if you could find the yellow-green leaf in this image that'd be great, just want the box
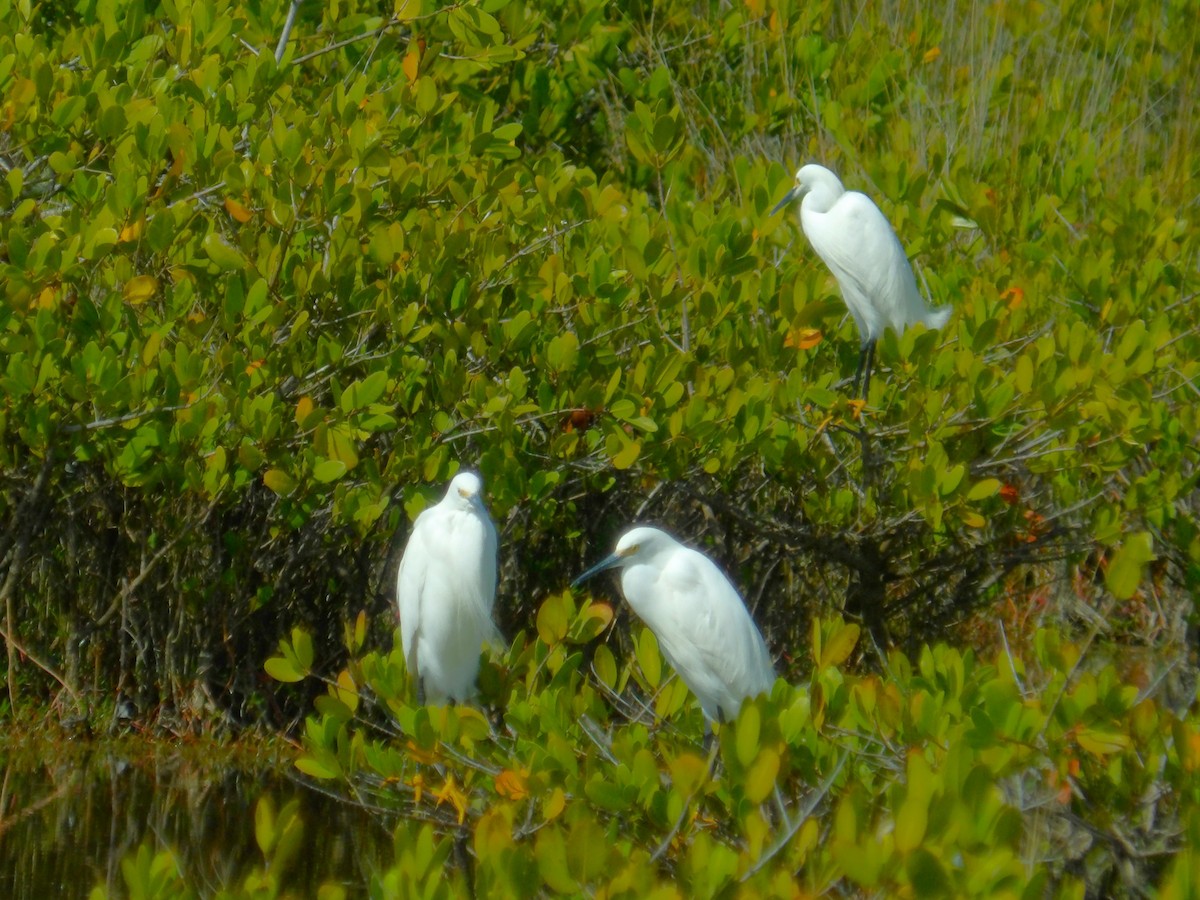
[123,274,158,305]
[264,656,304,683]
[263,468,297,496]
[202,232,247,271]
[1076,727,1132,756]
[819,622,860,669]
[736,703,761,767]
[1105,532,1154,600]
[744,747,780,804]
[967,478,1002,501]
[536,594,569,645]
[313,459,347,483]
[637,627,661,688]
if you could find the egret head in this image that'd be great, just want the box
[445,471,485,508]
[572,526,675,586]
[770,164,845,215]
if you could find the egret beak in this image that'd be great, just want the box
[571,552,623,588]
[770,185,802,216]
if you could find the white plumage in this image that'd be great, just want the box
[773,163,951,399]
[575,526,775,724]
[396,471,501,704]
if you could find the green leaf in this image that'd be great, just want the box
[201,232,247,271]
[895,791,929,853]
[736,703,761,767]
[611,436,640,470]
[493,122,522,142]
[52,94,86,129]
[536,593,570,645]
[295,754,341,779]
[1076,727,1132,756]
[967,478,1002,501]
[263,468,297,496]
[341,370,388,411]
[637,627,661,688]
[264,656,304,683]
[292,627,314,670]
[744,747,780,804]
[593,644,618,688]
[254,796,276,854]
[907,848,951,896]
[313,458,347,483]
[819,622,859,669]
[1105,532,1154,600]
[535,827,578,893]
[584,776,633,812]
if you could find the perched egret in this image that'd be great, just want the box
[396,471,502,704]
[573,526,775,725]
[772,163,951,401]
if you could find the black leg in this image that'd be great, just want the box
[860,339,875,402]
[851,344,868,397]
[852,339,876,402]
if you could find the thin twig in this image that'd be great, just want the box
[291,16,406,66]
[274,0,302,62]
[59,395,209,434]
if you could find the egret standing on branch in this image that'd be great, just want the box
[573,526,775,727]
[396,471,502,705]
[772,163,951,402]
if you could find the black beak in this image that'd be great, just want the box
[770,185,802,216]
[571,552,623,588]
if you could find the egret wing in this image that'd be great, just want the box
[648,549,774,720]
[814,192,926,334]
[396,508,434,670]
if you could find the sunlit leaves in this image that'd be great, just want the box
[10,0,1200,893]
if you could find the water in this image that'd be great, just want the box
[0,736,393,897]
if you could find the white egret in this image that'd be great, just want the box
[772,163,951,401]
[573,526,775,726]
[396,471,502,704]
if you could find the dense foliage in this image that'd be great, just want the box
[3,0,1196,725]
[97,614,1200,897]
[0,0,1196,892]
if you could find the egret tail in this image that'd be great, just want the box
[924,306,951,330]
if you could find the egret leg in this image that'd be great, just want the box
[852,339,876,402]
[850,343,868,397]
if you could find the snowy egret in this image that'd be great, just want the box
[772,163,951,401]
[573,526,775,725]
[396,471,502,704]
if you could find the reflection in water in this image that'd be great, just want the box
[0,738,392,897]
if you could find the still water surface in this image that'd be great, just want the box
[0,736,393,897]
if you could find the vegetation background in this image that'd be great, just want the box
[1,0,1197,895]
